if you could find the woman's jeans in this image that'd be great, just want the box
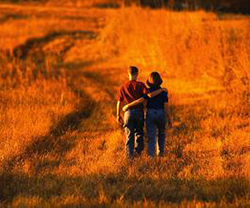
[146,109,166,157]
[123,108,144,158]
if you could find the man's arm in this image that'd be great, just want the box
[122,98,145,112]
[117,101,123,124]
[147,88,168,98]
[122,88,168,111]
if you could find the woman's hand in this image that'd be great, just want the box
[123,105,129,112]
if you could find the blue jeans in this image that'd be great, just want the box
[123,108,144,158]
[146,109,166,157]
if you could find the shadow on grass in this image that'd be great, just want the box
[0,13,29,24]
[13,30,97,59]
[0,171,249,205]
[2,26,108,172]
[63,61,119,103]
[93,3,121,9]
[0,0,48,5]
[3,86,96,172]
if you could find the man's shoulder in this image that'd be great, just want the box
[120,81,130,89]
[119,81,131,92]
[137,81,145,85]
[136,81,146,87]
[121,80,145,87]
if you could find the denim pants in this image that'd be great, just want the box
[146,109,166,157]
[123,108,144,158]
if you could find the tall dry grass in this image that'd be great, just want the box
[61,6,250,204]
[0,4,250,207]
[95,7,250,179]
[98,8,250,80]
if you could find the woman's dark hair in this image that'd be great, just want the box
[146,72,163,87]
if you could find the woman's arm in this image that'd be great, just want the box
[122,88,168,112]
[147,88,168,98]
[122,97,145,112]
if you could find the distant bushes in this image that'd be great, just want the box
[124,0,250,13]
[0,0,249,13]
[119,0,250,14]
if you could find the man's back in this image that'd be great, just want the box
[116,66,146,158]
[144,86,168,110]
[118,80,148,106]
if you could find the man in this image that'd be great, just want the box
[116,66,166,158]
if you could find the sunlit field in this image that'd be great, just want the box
[0,2,250,207]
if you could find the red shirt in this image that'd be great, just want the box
[117,80,148,109]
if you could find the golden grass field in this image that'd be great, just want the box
[0,1,250,207]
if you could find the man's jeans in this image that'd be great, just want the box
[146,109,166,157]
[123,108,144,158]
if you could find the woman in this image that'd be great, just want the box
[123,72,171,157]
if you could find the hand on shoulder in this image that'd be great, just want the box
[162,88,168,93]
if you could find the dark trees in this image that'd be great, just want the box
[124,0,250,13]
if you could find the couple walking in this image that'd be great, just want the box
[116,66,172,158]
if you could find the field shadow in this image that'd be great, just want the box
[3,87,96,172]
[13,30,97,59]
[63,61,119,102]
[0,0,48,4]
[60,15,101,23]
[82,70,118,101]
[50,89,96,137]
[0,171,249,205]
[93,3,121,9]
[2,25,109,172]
[0,13,29,24]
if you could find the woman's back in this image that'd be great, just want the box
[143,86,168,110]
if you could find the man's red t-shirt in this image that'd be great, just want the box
[117,80,148,109]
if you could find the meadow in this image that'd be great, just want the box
[0,2,250,207]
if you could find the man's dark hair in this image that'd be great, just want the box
[128,66,138,75]
[146,71,163,87]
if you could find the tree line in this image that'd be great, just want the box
[0,0,249,13]
[124,0,250,13]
